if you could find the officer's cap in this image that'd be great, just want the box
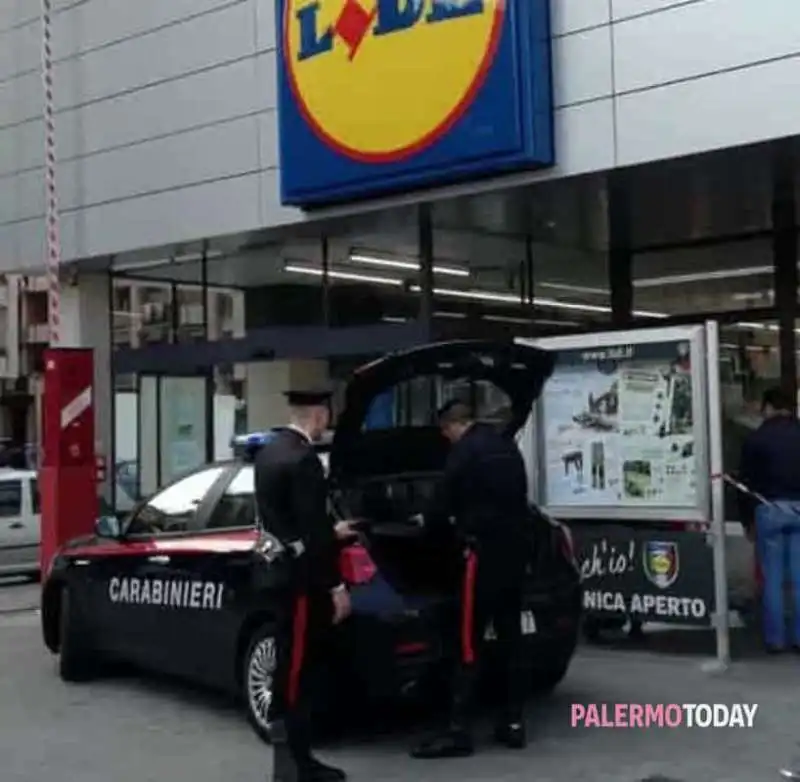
[283,388,332,407]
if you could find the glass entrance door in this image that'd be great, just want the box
[137,374,212,493]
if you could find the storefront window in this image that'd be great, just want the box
[135,284,173,344]
[214,364,247,459]
[719,320,780,521]
[633,238,772,318]
[325,247,421,327]
[113,372,139,514]
[111,280,134,350]
[175,284,205,343]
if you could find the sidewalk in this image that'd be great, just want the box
[0,581,39,614]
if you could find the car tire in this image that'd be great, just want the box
[242,624,277,745]
[58,588,95,682]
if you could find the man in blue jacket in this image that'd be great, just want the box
[740,386,800,652]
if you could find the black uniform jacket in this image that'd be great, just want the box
[426,422,530,562]
[254,427,340,593]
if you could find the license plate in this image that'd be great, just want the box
[484,611,536,640]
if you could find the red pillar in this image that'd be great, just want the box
[40,348,97,577]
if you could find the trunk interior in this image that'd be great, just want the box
[340,471,462,596]
[332,427,574,599]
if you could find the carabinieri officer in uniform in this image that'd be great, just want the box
[254,388,352,782]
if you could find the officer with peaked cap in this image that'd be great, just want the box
[254,388,352,782]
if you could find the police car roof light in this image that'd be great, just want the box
[231,431,276,462]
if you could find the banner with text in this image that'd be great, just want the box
[574,524,716,626]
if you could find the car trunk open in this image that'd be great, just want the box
[331,340,556,596]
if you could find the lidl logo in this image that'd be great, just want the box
[276,0,554,206]
[284,0,504,163]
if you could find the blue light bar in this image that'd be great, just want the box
[231,431,274,449]
[230,431,279,460]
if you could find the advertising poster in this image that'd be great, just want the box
[574,525,715,626]
[538,338,701,514]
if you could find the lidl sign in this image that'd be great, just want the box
[276,0,554,207]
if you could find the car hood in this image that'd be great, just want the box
[330,340,554,482]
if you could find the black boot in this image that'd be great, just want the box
[410,727,474,759]
[410,667,475,759]
[299,756,347,781]
[268,721,300,782]
[493,719,526,749]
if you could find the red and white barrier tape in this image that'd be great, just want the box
[41,0,60,346]
[712,471,771,508]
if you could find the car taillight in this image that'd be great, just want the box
[339,544,377,585]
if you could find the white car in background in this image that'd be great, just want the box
[0,469,41,577]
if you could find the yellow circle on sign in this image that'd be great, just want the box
[283,0,505,163]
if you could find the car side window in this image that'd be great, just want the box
[30,479,40,514]
[0,480,22,518]
[205,465,255,530]
[126,466,226,536]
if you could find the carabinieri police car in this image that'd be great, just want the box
[40,340,582,743]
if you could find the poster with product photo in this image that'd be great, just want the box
[532,332,706,520]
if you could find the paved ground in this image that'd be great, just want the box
[0,577,38,613]
[0,603,796,782]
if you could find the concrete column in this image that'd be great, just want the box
[59,273,112,503]
[245,360,329,431]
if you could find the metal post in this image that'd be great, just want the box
[41,0,60,345]
[321,236,331,326]
[418,203,434,329]
[771,143,798,402]
[703,319,730,673]
[608,171,632,327]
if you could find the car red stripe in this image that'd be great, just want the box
[287,595,309,707]
[460,551,478,664]
[64,529,259,558]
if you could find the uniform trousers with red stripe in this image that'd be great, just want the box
[268,589,332,760]
[452,548,527,727]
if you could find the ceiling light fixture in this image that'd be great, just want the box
[349,253,469,277]
[538,282,609,296]
[633,265,774,289]
[283,264,403,286]
[285,264,665,318]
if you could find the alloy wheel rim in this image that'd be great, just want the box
[247,636,276,731]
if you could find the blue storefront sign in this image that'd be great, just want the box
[276,0,554,206]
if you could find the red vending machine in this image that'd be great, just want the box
[39,348,97,576]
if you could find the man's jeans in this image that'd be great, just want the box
[755,501,800,648]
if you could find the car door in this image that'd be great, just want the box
[171,463,261,689]
[0,475,38,575]
[94,464,232,668]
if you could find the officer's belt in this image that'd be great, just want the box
[256,514,305,557]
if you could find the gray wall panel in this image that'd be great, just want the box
[551,0,610,35]
[552,27,614,107]
[5,114,262,222]
[614,0,800,94]
[2,0,798,272]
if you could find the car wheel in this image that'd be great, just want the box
[243,625,277,744]
[58,588,96,682]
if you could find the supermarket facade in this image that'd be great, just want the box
[1,0,800,514]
